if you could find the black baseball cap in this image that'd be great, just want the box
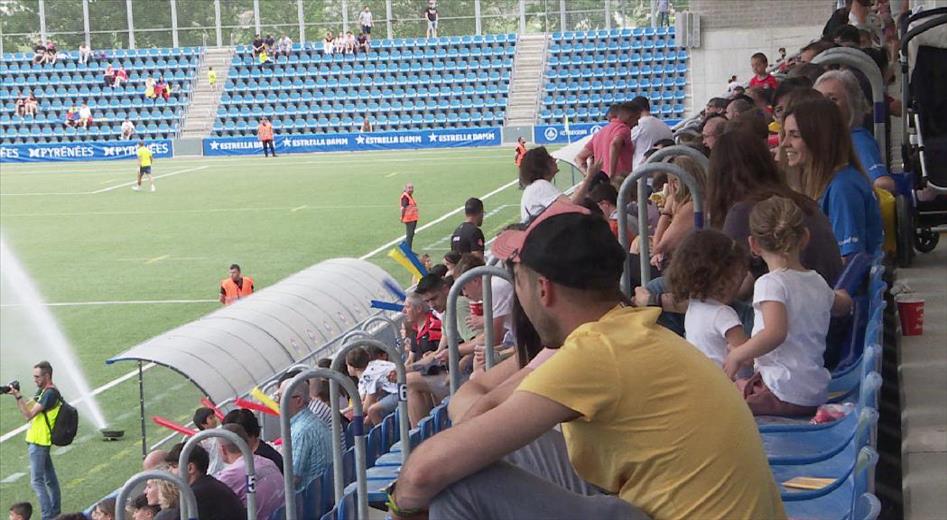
[491,199,626,290]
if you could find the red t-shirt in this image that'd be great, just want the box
[749,74,778,91]
[585,120,634,177]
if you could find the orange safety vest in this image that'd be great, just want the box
[257,123,273,141]
[221,276,254,305]
[401,192,419,223]
[514,142,527,166]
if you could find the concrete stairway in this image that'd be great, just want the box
[180,47,233,139]
[504,33,549,127]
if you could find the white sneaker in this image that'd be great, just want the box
[132,186,140,191]
[150,185,156,192]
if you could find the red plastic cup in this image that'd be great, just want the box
[897,297,925,336]
[469,301,483,316]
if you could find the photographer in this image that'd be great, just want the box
[5,361,62,519]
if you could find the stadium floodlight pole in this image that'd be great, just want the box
[617,162,704,295]
[179,429,258,520]
[475,0,482,35]
[38,0,47,42]
[214,0,223,48]
[126,0,135,49]
[297,0,305,43]
[342,0,350,33]
[559,0,566,32]
[332,338,411,462]
[280,369,368,520]
[115,470,198,520]
[253,0,262,36]
[82,0,91,47]
[445,266,512,394]
[170,0,179,48]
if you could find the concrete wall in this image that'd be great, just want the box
[685,0,836,116]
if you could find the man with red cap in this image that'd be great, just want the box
[385,199,784,520]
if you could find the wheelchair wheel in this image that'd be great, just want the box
[895,195,915,267]
[915,228,940,253]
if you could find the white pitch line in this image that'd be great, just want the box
[359,178,520,260]
[0,472,26,484]
[0,363,157,444]
[91,165,209,193]
[144,254,170,265]
[290,205,308,212]
[0,299,217,308]
[0,166,209,196]
[384,171,399,178]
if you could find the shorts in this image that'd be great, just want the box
[736,372,818,417]
[139,166,152,175]
[373,392,400,418]
[422,372,451,402]
[362,25,372,34]
[428,20,438,29]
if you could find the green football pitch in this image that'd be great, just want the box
[0,146,574,511]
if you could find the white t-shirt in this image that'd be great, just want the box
[323,38,334,54]
[684,299,742,367]
[79,106,92,119]
[631,114,673,169]
[359,10,373,27]
[520,179,563,222]
[751,270,833,406]
[121,120,135,133]
[488,277,514,338]
[357,359,398,397]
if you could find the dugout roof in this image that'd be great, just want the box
[107,258,400,404]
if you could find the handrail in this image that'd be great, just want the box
[331,338,411,465]
[811,47,887,166]
[279,369,367,520]
[115,470,199,520]
[445,265,513,394]
[617,162,705,294]
[341,330,372,344]
[644,144,710,172]
[178,429,257,520]
[361,314,402,350]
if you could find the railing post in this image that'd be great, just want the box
[38,0,47,43]
[811,48,889,167]
[385,0,393,40]
[481,273,496,368]
[445,266,512,394]
[82,0,91,47]
[475,0,482,35]
[214,0,223,48]
[115,470,198,520]
[297,0,305,43]
[332,338,411,462]
[617,162,705,296]
[170,0,179,48]
[253,0,262,36]
[280,369,367,520]
[178,429,258,520]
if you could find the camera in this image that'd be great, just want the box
[0,380,20,395]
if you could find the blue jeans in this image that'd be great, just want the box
[28,443,61,520]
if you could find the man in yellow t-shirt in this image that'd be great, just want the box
[133,141,155,192]
[388,199,785,520]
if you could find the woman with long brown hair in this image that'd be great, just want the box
[781,97,883,260]
[707,129,842,286]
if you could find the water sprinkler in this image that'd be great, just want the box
[100,428,124,441]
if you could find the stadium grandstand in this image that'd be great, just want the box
[1,1,946,520]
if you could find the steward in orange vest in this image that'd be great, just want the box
[220,264,254,305]
[514,137,528,167]
[401,183,419,252]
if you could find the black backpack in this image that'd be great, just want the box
[42,390,79,447]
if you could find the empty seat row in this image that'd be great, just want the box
[2,46,202,62]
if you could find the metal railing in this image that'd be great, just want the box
[617,146,706,294]
[445,265,513,394]
[178,429,258,520]
[811,47,888,167]
[279,368,368,520]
